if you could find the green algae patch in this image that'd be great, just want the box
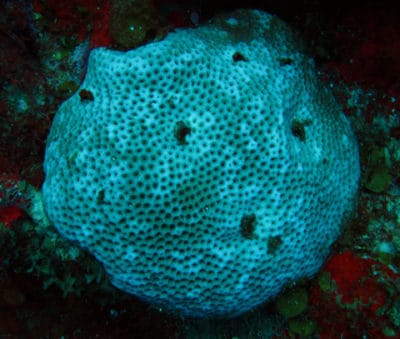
[318,271,337,293]
[110,0,159,50]
[288,318,317,337]
[57,80,78,94]
[362,146,392,193]
[275,287,308,318]
[365,168,392,193]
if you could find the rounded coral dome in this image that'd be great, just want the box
[42,9,360,317]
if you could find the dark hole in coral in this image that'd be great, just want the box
[96,189,105,204]
[174,121,191,145]
[232,51,248,62]
[291,119,311,142]
[240,214,256,239]
[79,89,94,102]
[279,57,293,66]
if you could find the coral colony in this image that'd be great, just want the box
[2,1,400,337]
[42,10,359,317]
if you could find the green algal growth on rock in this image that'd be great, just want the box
[288,318,317,337]
[275,287,308,318]
[362,146,392,193]
[110,0,159,50]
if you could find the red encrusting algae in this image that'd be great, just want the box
[0,174,27,228]
[32,0,112,48]
[0,206,24,228]
[309,251,400,338]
